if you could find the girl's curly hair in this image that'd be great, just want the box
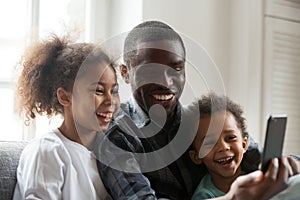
[16,34,114,122]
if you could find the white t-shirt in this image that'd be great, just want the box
[13,129,110,200]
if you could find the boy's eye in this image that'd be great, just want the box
[228,135,237,141]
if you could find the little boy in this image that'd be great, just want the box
[189,93,248,199]
[189,93,300,199]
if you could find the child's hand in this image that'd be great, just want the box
[223,157,299,200]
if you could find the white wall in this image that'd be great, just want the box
[88,0,143,41]
[142,0,264,142]
[228,0,263,142]
[93,0,264,143]
[90,0,143,102]
[143,0,231,89]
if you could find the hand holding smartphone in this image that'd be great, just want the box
[261,114,287,173]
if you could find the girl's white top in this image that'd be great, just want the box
[13,128,110,200]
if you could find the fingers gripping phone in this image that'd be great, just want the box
[261,114,287,173]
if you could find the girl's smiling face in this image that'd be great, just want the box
[93,65,120,131]
[72,62,120,133]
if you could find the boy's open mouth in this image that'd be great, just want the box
[215,156,234,165]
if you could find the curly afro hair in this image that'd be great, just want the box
[193,92,248,137]
[16,34,114,122]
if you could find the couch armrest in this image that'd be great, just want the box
[0,141,27,200]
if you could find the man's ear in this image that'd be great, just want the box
[242,136,249,153]
[120,64,130,84]
[57,87,71,106]
[189,150,203,165]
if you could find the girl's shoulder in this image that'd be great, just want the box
[20,129,68,160]
[27,128,64,146]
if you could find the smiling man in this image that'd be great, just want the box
[95,21,203,199]
[94,20,300,200]
[123,39,185,116]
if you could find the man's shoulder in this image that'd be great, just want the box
[120,101,131,114]
[105,118,144,153]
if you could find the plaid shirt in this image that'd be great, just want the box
[93,99,262,200]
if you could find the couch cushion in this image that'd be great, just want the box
[0,141,27,200]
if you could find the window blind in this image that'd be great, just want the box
[263,17,300,156]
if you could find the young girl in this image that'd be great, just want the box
[13,35,120,199]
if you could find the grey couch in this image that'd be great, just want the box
[0,140,299,200]
[0,141,27,200]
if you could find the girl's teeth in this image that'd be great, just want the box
[96,113,113,118]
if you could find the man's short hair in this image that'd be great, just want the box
[123,20,186,68]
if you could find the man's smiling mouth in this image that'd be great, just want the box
[152,94,174,101]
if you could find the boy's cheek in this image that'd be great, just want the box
[198,145,214,159]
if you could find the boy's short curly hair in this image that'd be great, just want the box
[194,92,248,137]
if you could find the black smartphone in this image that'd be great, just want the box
[261,114,287,173]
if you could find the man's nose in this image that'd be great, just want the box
[150,66,174,87]
[159,68,174,87]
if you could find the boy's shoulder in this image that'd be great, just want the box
[192,174,225,199]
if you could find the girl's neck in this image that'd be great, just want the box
[59,121,97,150]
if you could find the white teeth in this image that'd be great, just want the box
[96,112,113,118]
[153,94,173,101]
[217,156,233,163]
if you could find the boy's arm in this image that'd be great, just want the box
[216,157,299,200]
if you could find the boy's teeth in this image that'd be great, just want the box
[153,94,173,100]
[217,156,233,163]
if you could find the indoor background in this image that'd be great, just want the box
[0,0,299,156]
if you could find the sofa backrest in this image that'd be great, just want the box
[0,141,27,200]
